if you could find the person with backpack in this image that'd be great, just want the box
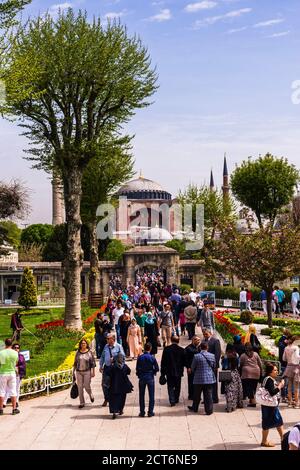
[260,363,285,448]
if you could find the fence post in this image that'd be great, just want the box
[46,371,50,396]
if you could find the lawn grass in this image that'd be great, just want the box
[0,304,97,377]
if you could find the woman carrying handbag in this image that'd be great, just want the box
[258,363,285,447]
[73,339,96,409]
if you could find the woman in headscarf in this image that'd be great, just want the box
[127,318,142,360]
[221,344,243,412]
[233,335,245,356]
[144,312,160,356]
[244,324,261,355]
[107,353,133,419]
[119,308,132,357]
[240,343,263,407]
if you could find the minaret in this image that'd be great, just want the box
[209,169,215,191]
[222,153,229,201]
[52,174,64,225]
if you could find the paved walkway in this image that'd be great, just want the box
[0,330,299,450]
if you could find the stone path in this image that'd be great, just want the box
[0,328,299,450]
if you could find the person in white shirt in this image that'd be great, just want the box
[239,288,247,311]
[291,288,300,317]
[189,289,197,303]
[288,423,300,450]
[112,301,124,345]
[283,336,300,408]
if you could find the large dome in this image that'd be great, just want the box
[117,176,172,201]
[139,227,173,244]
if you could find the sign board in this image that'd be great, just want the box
[21,350,30,361]
[199,291,215,309]
[4,299,12,305]
[223,299,233,307]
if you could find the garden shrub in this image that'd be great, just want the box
[261,328,274,336]
[240,310,254,325]
[179,284,192,294]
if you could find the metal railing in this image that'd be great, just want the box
[215,298,293,312]
[20,369,73,397]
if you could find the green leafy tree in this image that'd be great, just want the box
[177,184,236,278]
[231,154,299,227]
[0,0,30,28]
[0,220,21,248]
[218,219,300,327]
[165,239,186,257]
[0,180,29,255]
[2,10,157,329]
[42,223,90,262]
[178,184,235,242]
[81,135,134,295]
[103,239,125,261]
[18,266,37,309]
[21,223,54,245]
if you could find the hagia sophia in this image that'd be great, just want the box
[52,155,230,246]
[0,156,299,305]
[0,156,231,304]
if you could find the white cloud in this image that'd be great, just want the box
[49,2,72,14]
[254,18,284,28]
[194,7,252,28]
[225,8,252,18]
[148,9,172,22]
[227,26,248,34]
[267,31,290,38]
[184,1,218,13]
[104,10,126,19]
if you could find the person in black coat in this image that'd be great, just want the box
[107,353,133,419]
[202,329,221,403]
[161,336,185,406]
[144,313,160,355]
[233,335,245,357]
[184,336,201,400]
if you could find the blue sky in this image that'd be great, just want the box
[1,0,300,224]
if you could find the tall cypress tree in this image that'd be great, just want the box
[18,267,37,309]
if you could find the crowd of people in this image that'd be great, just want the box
[1,273,300,449]
[74,273,299,449]
[240,286,300,318]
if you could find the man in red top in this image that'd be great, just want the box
[246,289,252,312]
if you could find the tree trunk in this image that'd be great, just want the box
[63,166,83,330]
[88,221,100,296]
[266,288,273,328]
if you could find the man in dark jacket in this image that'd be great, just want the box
[10,311,23,341]
[136,343,159,417]
[161,336,185,406]
[184,336,201,400]
[202,328,221,403]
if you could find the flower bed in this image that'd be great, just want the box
[36,320,64,329]
[214,310,277,360]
